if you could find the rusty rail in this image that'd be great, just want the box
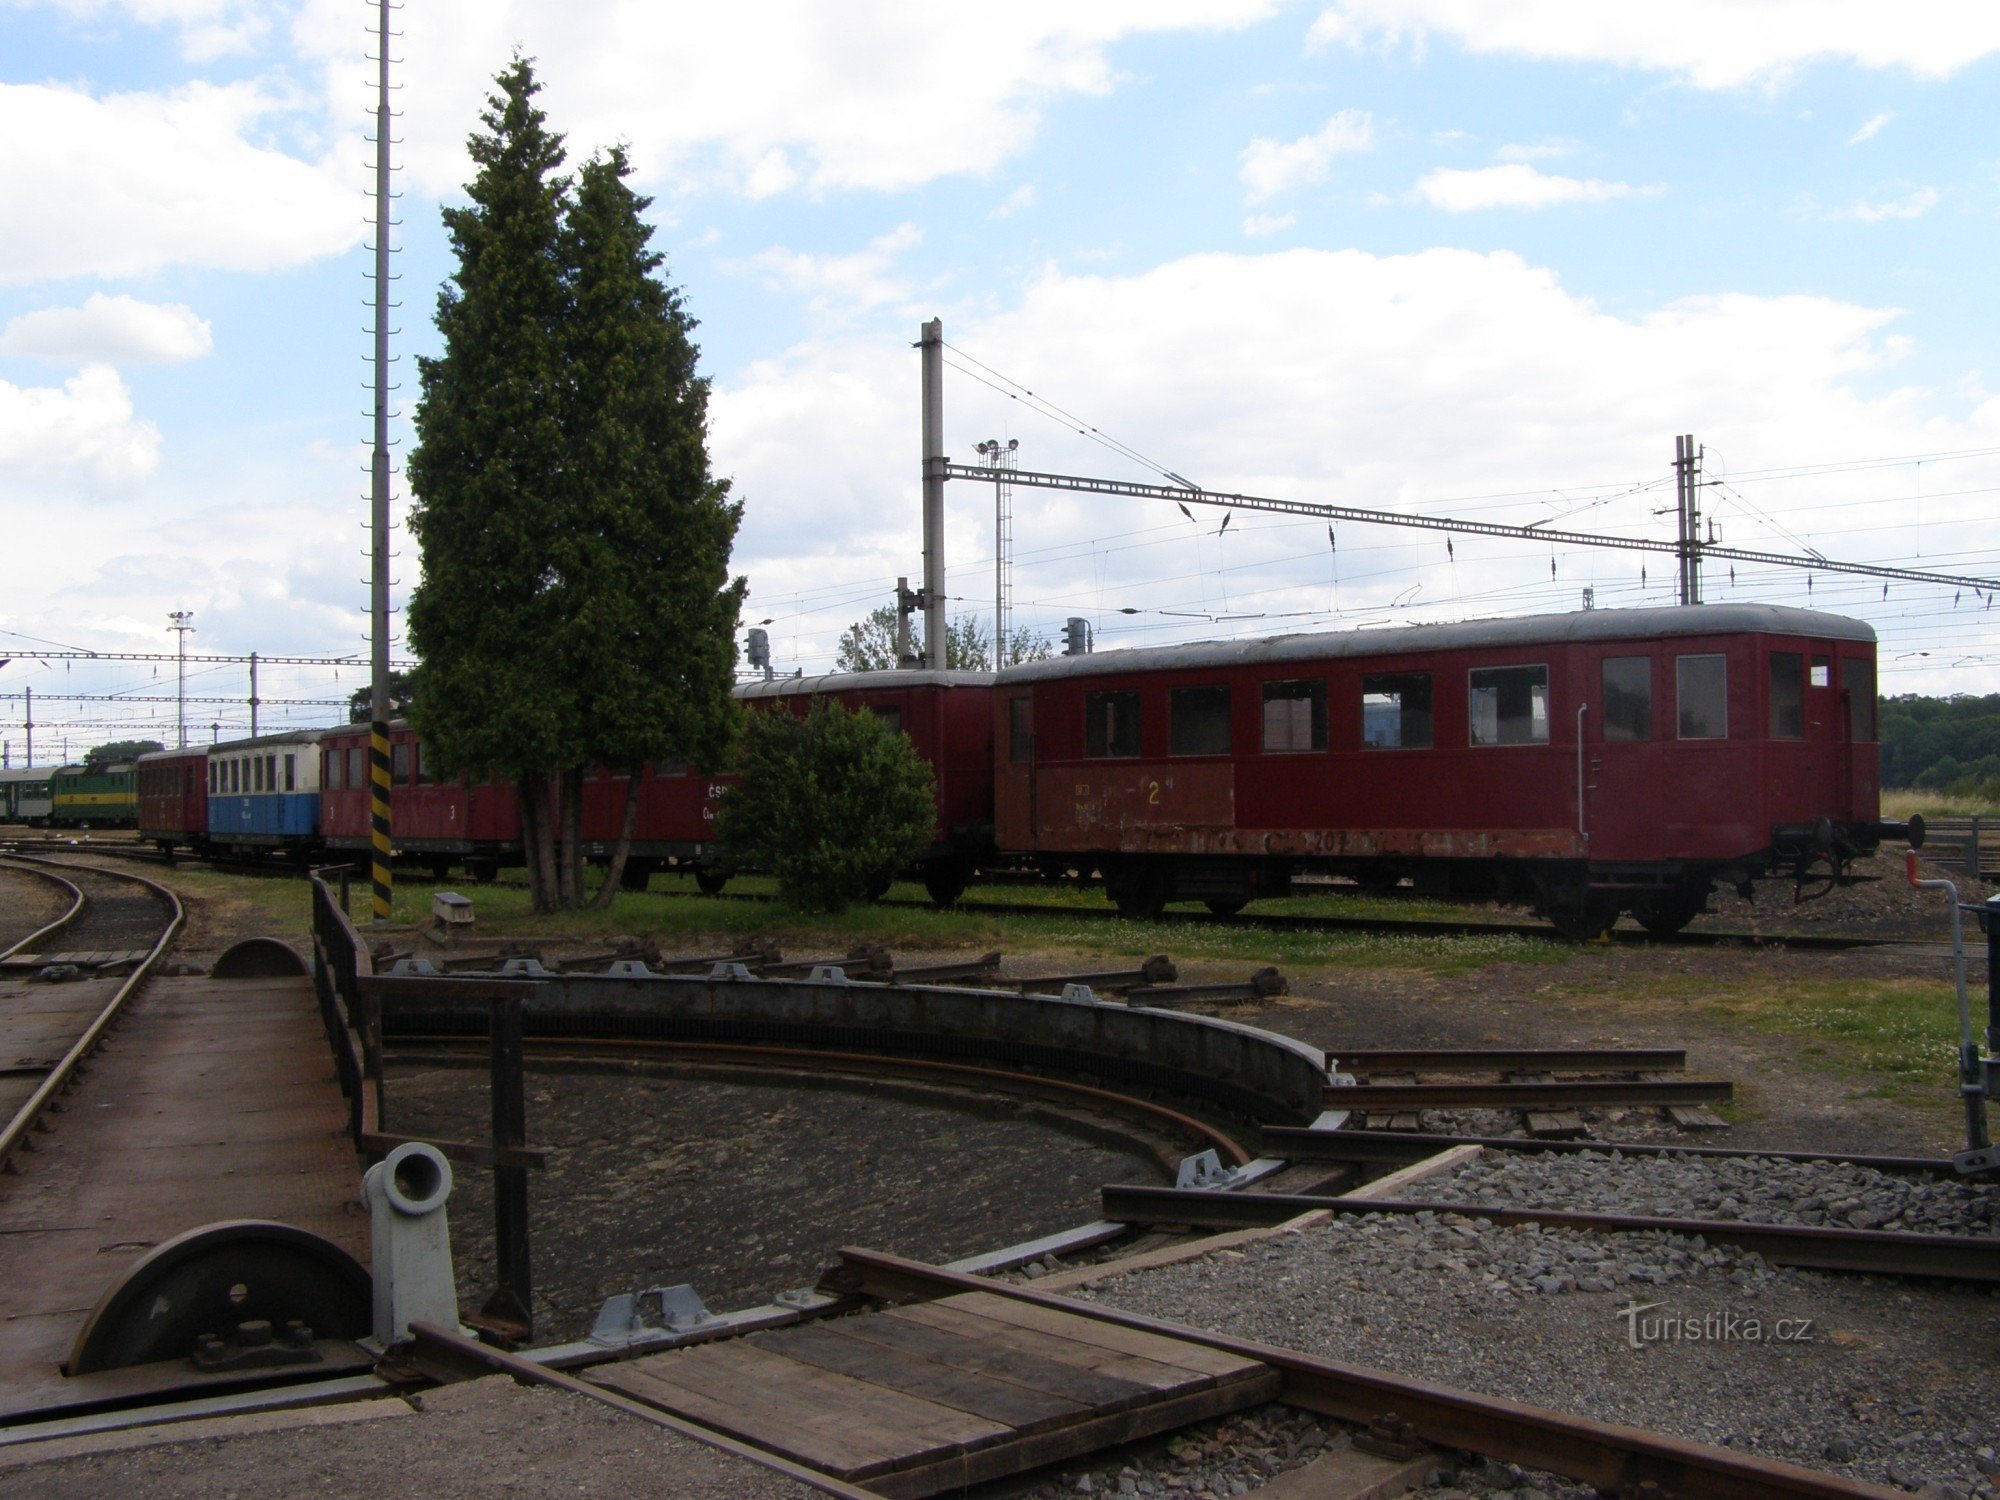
[1332,1047,1687,1074]
[0,859,85,963]
[819,1248,1900,1499]
[1262,1124,1953,1176]
[1325,1078,1732,1109]
[0,855,183,1172]
[1096,1184,2000,1282]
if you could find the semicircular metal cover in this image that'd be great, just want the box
[67,1220,371,1375]
[209,937,310,979]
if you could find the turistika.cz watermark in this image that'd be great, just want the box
[1616,1301,1814,1349]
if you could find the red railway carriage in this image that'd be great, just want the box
[992,604,1907,937]
[135,746,209,854]
[731,669,997,900]
[319,721,521,878]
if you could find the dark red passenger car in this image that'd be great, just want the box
[319,721,521,879]
[135,746,209,855]
[990,603,1906,936]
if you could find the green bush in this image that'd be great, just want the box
[716,700,935,912]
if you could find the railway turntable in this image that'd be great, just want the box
[0,959,369,1423]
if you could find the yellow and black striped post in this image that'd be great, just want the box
[370,719,393,921]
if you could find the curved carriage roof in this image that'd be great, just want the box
[736,669,995,700]
[207,727,330,754]
[996,603,1874,685]
[136,745,212,765]
[0,765,61,784]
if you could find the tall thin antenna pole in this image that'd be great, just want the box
[367,0,397,921]
[168,611,194,748]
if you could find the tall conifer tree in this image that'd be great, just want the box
[406,59,742,909]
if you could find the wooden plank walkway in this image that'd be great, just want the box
[0,974,365,1419]
[591,1288,1281,1498]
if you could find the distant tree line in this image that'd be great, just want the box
[1881,694,2000,791]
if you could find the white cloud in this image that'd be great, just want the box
[1307,2,2000,88]
[711,247,1997,673]
[0,366,159,485]
[1242,211,1296,236]
[1239,110,1375,201]
[1414,162,1656,211]
[292,0,1282,198]
[12,0,268,60]
[1826,187,1941,221]
[990,185,1038,220]
[1850,111,1895,143]
[1,295,213,366]
[1495,137,1580,162]
[0,81,360,284]
[727,224,926,317]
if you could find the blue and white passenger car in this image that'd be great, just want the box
[206,729,326,857]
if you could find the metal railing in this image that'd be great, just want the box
[309,867,378,1144]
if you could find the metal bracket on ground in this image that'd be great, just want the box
[1175,1149,1241,1190]
[587,1285,716,1349]
[1060,982,1101,1005]
[809,965,850,984]
[706,962,754,982]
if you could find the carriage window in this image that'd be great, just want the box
[209,763,218,794]
[1361,673,1432,749]
[230,760,241,793]
[284,754,296,792]
[1009,697,1033,763]
[1262,679,1326,752]
[392,742,411,783]
[324,751,339,790]
[1170,685,1231,756]
[1601,657,1651,742]
[655,757,688,777]
[348,747,366,789]
[868,705,903,735]
[265,755,277,790]
[1810,654,1831,689]
[1843,658,1877,741]
[1677,654,1728,739]
[1469,665,1549,746]
[415,743,432,784]
[1769,653,1805,739]
[1084,690,1142,758]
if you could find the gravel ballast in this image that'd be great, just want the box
[1074,1206,2000,1496]
[1397,1148,2000,1236]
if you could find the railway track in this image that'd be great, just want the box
[0,855,184,1170]
[0,833,1913,951]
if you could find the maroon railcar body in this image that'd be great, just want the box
[319,721,521,876]
[991,604,1897,935]
[135,746,209,853]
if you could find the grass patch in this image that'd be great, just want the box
[159,865,1571,976]
[1565,970,1966,1125]
[1883,788,2000,820]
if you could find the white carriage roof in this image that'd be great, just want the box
[996,604,1875,685]
[0,766,59,783]
[736,669,995,699]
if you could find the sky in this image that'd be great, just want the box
[5,0,2000,759]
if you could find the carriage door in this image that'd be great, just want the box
[1583,651,1663,861]
[1772,645,1847,822]
[996,692,1036,845]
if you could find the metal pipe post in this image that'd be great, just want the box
[488,994,532,1335]
[248,651,259,739]
[919,318,946,670]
